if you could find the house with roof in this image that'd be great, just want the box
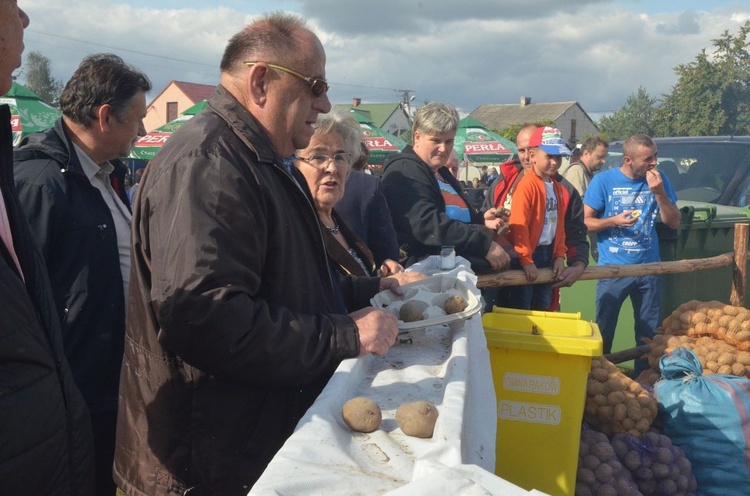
[470,97,598,146]
[334,98,411,139]
[143,81,216,132]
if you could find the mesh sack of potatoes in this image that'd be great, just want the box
[584,356,658,438]
[634,368,661,388]
[576,428,642,496]
[646,334,750,379]
[611,431,697,496]
[661,300,750,350]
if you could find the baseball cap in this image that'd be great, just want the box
[529,126,572,156]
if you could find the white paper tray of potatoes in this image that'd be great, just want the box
[371,274,481,332]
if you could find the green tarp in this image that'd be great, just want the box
[1,82,61,147]
[352,111,408,165]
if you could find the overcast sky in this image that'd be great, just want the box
[16,0,750,121]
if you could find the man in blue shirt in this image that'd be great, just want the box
[584,134,681,374]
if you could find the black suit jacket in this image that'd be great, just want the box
[335,170,399,265]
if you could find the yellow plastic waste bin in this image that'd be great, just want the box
[483,307,602,496]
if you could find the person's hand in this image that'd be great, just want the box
[522,263,537,282]
[646,169,665,195]
[552,261,586,289]
[379,277,403,296]
[614,210,638,227]
[349,307,399,357]
[484,207,509,233]
[380,259,404,277]
[485,241,511,271]
[392,271,428,285]
[551,257,565,279]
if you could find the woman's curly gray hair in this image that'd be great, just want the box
[310,108,364,162]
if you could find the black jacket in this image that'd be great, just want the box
[114,86,380,496]
[335,171,400,265]
[0,105,95,493]
[381,145,490,266]
[325,209,377,278]
[13,118,130,414]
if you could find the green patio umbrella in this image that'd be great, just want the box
[182,100,207,115]
[1,82,61,147]
[454,116,516,164]
[129,100,207,160]
[351,111,408,165]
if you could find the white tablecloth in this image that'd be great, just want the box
[250,257,546,495]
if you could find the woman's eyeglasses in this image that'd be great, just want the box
[297,153,352,169]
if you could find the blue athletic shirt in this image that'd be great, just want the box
[584,168,677,266]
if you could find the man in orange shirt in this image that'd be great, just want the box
[507,126,571,309]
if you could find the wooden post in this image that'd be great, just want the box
[731,223,749,307]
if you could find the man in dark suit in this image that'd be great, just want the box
[335,142,401,266]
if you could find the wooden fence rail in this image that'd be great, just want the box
[476,223,750,364]
[477,226,749,294]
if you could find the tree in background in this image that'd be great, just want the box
[601,20,750,138]
[654,20,750,136]
[22,51,63,107]
[717,20,750,135]
[598,86,658,141]
[652,47,731,136]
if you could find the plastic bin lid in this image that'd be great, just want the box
[483,308,603,357]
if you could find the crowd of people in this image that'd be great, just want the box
[0,4,680,495]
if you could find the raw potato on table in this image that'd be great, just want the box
[443,294,468,314]
[342,397,382,433]
[395,401,439,438]
[399,301,424,323]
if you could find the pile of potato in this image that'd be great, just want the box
[585,356,658,438]
[611,431,697,495]
[645,334,750,379]
[576,429,642,496]
[661,300,750,349]
[631,301,750,386]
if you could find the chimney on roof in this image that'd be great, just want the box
[352,98,361,107]
[520,96,531,106]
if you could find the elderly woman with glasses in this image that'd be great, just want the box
[381,102,511,271]
[296,109,423,284]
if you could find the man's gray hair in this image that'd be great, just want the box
[412,102,459,137]
[220,11,309,73]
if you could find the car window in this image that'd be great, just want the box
[601,141,750,206]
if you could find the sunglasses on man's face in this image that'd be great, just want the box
[244,61,329,97]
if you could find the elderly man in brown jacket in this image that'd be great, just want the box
[114,12,399,496]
